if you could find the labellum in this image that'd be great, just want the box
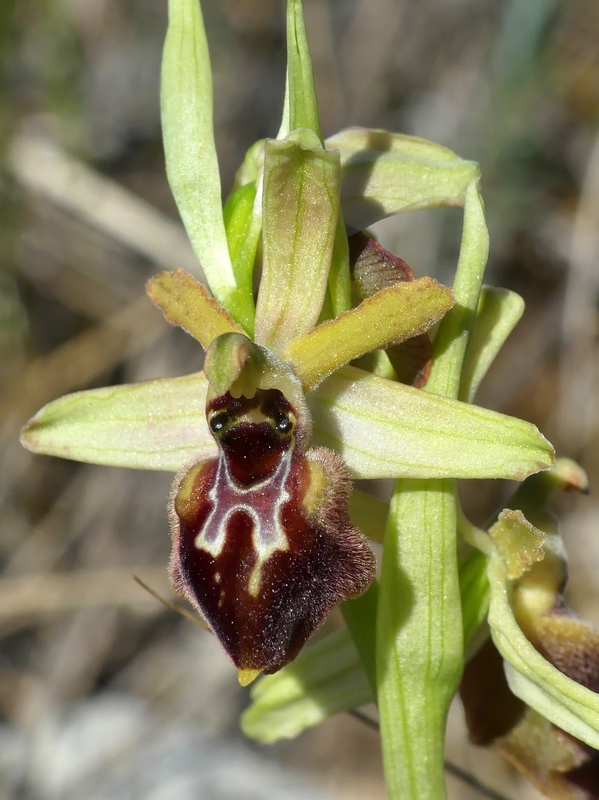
[169,333,375,684]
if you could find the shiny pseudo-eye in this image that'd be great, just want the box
[169,384,375,683]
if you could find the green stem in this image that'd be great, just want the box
[376,181,489,800]
[378,480,459,799]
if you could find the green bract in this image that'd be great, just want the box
[20,1,599,799]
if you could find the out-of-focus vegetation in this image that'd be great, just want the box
[1,1,599,798]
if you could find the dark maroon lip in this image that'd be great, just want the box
[170,378,375,675]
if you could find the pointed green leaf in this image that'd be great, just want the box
[146,270,245,348]
[284,278,453,390]
[309,365,554,480]
[460,287,525,402]
[254,132,340,351]
[488,551,599,749]
[326,127,481,230]
[285,0,322,141]
[161,0,251,329]
[20,373,214,470]
[241,625,372,743]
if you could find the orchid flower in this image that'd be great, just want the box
[19,1,598,798]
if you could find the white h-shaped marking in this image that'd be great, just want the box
[195,448,293,596]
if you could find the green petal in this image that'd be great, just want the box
[460,287,525,402]
[326,127,481,230]
[240,625,372,743]
[20,373,214,471]
[254,131,340,352]
[161,0,251,329]
[309,365,555,480]
[488,548,599,749]
[146,270,244,348]
[283,278,454,390]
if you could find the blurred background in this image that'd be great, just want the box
[1,0,599,798]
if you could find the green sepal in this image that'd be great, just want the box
[254,132,340,351]
[311,365,554,480]
[20,372,214,471]
[326,127,481,230]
